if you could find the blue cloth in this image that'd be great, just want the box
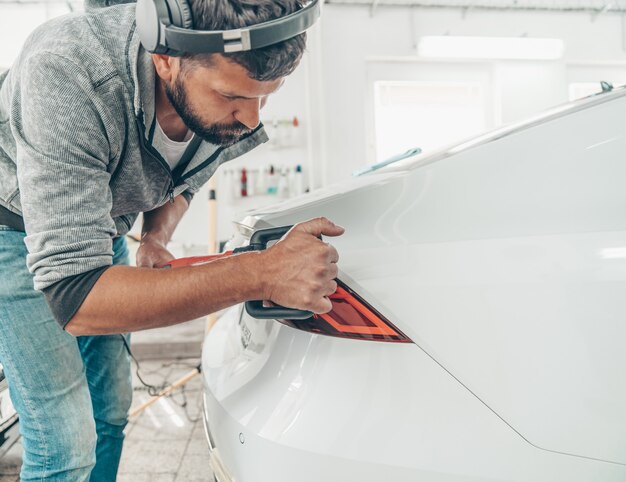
[352,147,422,176]
[0,226,132,481]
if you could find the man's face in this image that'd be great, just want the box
[165,55,284,146]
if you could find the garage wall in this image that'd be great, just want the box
[0,3,75,68]
[2,3,625,247]
[167,4,626,245]
[315,4,626,185]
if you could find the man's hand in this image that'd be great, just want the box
[136,236,175,268]
[136,194,190,268]
[69,216,343,336]
[260,217,345,314]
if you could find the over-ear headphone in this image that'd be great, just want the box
[136,0,320,56]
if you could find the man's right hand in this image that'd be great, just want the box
[69,217,344,336]
[259,217,345,314]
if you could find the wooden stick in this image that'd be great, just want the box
[129,367,201,419]
[207,175,219,334]
[130,175,221,420]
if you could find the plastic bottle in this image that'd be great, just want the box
[267,165,277,194]
[241,168,248,197]
[277,167,289,198]
[247,169,255,197]
[287,166,296,195]
[293,164,304,196]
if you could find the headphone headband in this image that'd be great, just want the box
[136,0,320,56]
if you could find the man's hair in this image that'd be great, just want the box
[184,0,307,81]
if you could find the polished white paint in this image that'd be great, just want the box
[203,87,626,480]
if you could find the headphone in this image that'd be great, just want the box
[136,0,321,56]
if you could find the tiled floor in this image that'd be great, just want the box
[0,358,214,481]
[0,446,19,482]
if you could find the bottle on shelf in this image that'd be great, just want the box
[293,164,304,196]
[247,169,255,197]
[278,167,290,198]
[288,166,295,193]
[267,165,278,194]
[241,168,248,197]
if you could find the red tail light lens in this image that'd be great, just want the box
[281,280,412,343]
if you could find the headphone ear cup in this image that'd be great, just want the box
[136,0,163,54]
[167,0,194,29]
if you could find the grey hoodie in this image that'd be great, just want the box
[0,4,267,324]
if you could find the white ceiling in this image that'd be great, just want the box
[0,0,80,4]
[0,0,624,13]
[326,0,626,13]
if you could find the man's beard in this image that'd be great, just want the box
[165,80,254,147]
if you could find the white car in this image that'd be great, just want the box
[201,85,626,482]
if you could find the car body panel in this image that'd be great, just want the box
[203,87,626,479]
[203,306,626,481]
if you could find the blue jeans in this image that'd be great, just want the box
[0,226,132,481]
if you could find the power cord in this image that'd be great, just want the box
[120,334,202,422]
[121,334,163,396]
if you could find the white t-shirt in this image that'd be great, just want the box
[152,120,194,170]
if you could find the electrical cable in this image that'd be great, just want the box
[121,334,164,396]
[120,335,202,422]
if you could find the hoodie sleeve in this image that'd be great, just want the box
[11,52,117,325]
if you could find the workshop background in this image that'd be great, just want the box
[2,0,625,249]
[1,0,626,480]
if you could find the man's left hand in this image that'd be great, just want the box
[136,237,175,268]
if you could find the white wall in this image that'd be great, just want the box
[3,3,626,248]
[316,5,626,184]
[0,3,78,68]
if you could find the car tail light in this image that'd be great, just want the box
[280,280,412,343]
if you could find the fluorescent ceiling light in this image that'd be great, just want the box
[418,36,565,60]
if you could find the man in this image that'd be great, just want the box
[0,0,342,480]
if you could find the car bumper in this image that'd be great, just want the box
[201,307,626,482]
[202,392,236,482]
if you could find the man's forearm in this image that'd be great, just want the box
[141,193,189,245]
[66,217,345,337]
[66,251,266,336]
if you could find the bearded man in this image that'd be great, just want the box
[0,1,342,479]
